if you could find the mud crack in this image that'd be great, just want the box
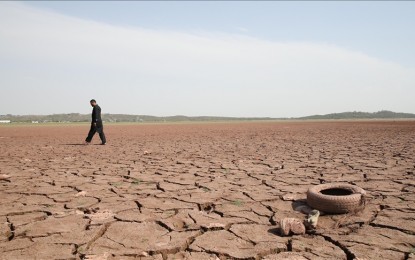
[319,234,356,260]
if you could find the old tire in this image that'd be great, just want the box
[307,183,366,214]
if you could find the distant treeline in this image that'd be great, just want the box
[298,110,415,120]
[0,110,414,123]
[0,113,277,123]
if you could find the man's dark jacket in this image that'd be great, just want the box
[92,105,102,123]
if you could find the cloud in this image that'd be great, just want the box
[236,27,249,33]
[0,2,414,117]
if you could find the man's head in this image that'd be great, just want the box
[90,99,97,107]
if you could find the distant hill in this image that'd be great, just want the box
[0,113,277,123]
[0,110,414,123]
[299,110,415,120]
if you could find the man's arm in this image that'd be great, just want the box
[95,106,101,122]
[92,106,98,124]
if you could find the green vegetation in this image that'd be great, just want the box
[1,110,414,123]
[131,178,141,185]
[141,238,149,243]
[231,200,244,207]
[299,110,415,120]
[162,210,176,218]
[0,113,278,123]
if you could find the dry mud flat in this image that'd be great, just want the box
[0,121,414,260]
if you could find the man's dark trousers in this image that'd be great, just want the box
[85,121,106,143]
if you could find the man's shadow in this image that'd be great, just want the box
[63,143,105,146]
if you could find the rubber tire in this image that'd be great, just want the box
[307,183,366,214]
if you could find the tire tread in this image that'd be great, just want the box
[306,183,366,214]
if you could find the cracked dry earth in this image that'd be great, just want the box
[0,121,415,260]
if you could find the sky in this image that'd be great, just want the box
[0,1,414,117]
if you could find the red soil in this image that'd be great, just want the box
[0,121,414,259]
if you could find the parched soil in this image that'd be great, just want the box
[1,121,414,260]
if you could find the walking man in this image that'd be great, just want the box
[85,99,106,145]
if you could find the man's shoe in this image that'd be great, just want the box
[101,142,106,145]
[84,141,90,145]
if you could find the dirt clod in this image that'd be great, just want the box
[0,121,414,259]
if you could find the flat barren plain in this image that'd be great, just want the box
[1,121,414,260]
